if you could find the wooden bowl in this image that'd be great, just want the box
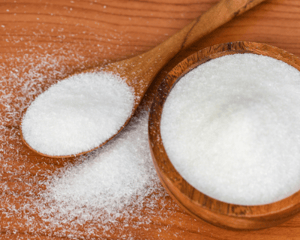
[148,41,300,230]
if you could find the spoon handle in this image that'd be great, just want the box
[125,0,265,92]
[151,0,265,58]
[176,0,265,50]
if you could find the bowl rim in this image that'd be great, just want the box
[148,41,300,227]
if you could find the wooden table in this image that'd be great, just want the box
[1,0,300,239]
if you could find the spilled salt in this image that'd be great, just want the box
[37,111,166,228]
[21,72,135,156]
[161,53,300,205]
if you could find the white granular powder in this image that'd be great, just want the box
[37,112,167,230]
[21,72,135,156]
[161,53,300,205]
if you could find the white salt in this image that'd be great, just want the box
[37,111,166,228]
[21,72,135,156]
[161,53,300,205]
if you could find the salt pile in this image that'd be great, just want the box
[21,72,135,156]
[161,53,300,205]
[37,111,165,226]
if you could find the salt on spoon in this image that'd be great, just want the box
[21,72,134,156]
[20,0,265,158]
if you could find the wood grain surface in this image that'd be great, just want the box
[1,0,300,239]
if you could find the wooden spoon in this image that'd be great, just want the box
[20,0,265,158]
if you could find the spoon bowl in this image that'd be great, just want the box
[20,0,265,158]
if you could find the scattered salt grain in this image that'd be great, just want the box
[21,72,135,156]
[161,53,300,205]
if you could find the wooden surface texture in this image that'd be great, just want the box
[1,0,300,239]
